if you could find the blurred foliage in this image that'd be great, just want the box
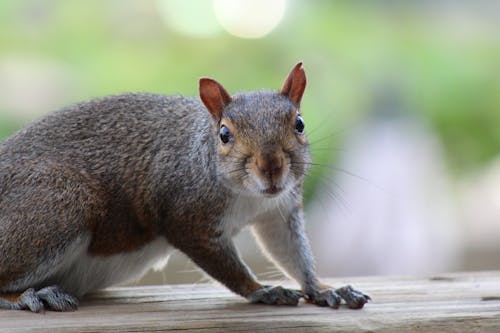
[0,0,499,199]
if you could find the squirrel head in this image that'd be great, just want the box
[199,62,311,198]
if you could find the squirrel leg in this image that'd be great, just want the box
[170,234,269,302]
[0,286,78,312]
[175,235,304,306]
[252,205,370,309]
[173,235,261,296]
[0,163,103,311]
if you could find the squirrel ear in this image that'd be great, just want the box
[280,62,307,105]
[199,78,232,120]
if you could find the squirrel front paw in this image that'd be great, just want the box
[247,285,304,306]
[308,285,370,309]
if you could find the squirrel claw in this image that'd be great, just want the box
[310,289,342,308]
[334,285,371,309]
[11,286,78,312]
[36,285,79,312]
[18,288,45,313]
[248,285,303,306]
[309,285,370,309]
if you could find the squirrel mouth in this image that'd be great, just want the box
[262,186,282,196]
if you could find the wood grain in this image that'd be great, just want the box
[1,271,499,332]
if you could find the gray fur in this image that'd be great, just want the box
[0,68,369,312]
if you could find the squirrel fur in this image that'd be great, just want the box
[0,63,369,312]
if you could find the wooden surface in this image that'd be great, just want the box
[1,271,500,332]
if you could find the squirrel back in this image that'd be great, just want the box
[1,93,214,189]
[1,93,224,255]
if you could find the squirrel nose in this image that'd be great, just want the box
[256,152,284,180]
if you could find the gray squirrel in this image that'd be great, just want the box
[0,63,369,312]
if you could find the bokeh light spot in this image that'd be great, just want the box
[213,0,286,39]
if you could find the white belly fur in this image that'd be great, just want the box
[54,236,171,297]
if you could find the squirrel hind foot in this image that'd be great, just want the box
[36,285,79,312]
[0,285,79,312]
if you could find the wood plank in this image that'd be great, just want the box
[1,271,499,332]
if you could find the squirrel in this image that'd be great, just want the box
[0,62,369,312]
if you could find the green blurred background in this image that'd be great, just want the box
[1,0,499,282]
[2,1,499,175]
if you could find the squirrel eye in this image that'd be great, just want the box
[295,115,305,134]
[220,125,232,144]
